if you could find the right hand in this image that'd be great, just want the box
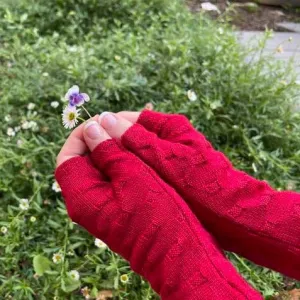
[55,115,262,299]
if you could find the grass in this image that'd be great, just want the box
[0,0,299,298]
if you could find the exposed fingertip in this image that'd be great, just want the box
[83,120,111,152]
[84,121,102,140]
[99,112,117,129]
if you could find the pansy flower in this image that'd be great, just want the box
[65,85,90,107]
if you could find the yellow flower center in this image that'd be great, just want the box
[121,275,128,282]
[68,112,75,121]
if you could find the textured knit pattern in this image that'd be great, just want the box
[121,110,300,280]
[55,139,262,300]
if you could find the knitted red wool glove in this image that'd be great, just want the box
[55,139,262,299]
[121,110,300,280]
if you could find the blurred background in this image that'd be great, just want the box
[0,0,300,299]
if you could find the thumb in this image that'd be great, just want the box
[83,120,111,152]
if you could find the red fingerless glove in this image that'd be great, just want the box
[55,139,262,300]
[122,110,300,280]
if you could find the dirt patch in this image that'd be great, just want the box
[187,0,300,31]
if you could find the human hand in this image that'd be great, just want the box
[55,114,262,300]
[106,110,300,281]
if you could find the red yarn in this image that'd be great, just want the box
[122,110,300,280]
[55,139,262,299]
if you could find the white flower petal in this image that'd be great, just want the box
[1,226,8,234]
[5,115,11,122]
[7,127,15,137]
[19,198,29,211]
[52,180,61,193]
[68,270,80,281]
[65,85,79,101]
[81,93,90,102]
[27,103,35,110]
[187,90,197,102]
[51,101,59,108]
[94,238,107,249]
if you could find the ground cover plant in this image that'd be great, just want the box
[0,0,299,299]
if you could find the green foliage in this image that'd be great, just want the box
[0,0,299,299]
[33,255,51,276]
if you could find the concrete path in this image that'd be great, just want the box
[237,31,300,79]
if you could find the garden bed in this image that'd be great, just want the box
[0,0,299,299]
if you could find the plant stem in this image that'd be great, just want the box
[82,105,92,118]
[78,117,86,122]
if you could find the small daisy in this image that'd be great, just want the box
[218,27,224,35]
[144,102,154,111]
[14,126,21,132]
[29,121,38,131]
[17,139,24,148]
[1,226,8,234]
[5,115,11,122]
[187,90,197,102]
[95,238,107,249]
[114,55,121,61]
[27,103,35,110]
[81,286,91,299]
[68,270,80,281]
[120,274,129,284]
[52,180,61,193]
[62,105,80,129]
[276,46,284,53]
[42,72,49,77]
[19,198,29,211]
[67,251,75,257]
[30,216,37,223]
[7,127,15,137]
[286,180,296,191]
[52,252,64,264]
[201,2,219,12]
[68,46,78,53]
[21,121,30,130]
[64,85,90,107]
[50,101,59,108]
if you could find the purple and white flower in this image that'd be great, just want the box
[64,85,90,107]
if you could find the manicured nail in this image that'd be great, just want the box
[99,112,117,128]
[84,121,101,139]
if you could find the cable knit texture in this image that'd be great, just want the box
[121,110,300,280]
[55,139,262,300]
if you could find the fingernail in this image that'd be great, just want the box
[85,121,101,139]
[99,112,117,128]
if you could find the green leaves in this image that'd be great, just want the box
[61,277,81,293]
[33,255,51,276]
[0,0,299,298]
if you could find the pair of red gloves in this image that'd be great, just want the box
[55,110,300,299]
